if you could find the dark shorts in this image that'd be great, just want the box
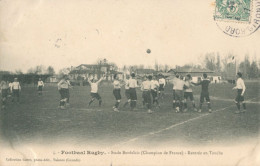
[113,89,121,100]
[1,89,8,98]
[91,93,101,100]
[151,90,158,99]
[175,90,184,101]
[13,89,20,97]
[184,92,194,101]
[38,86,43,91]
[129,88,137,100]
[159,84,164,91]
[172,90,176,100]
[65,89,70,98]
[200,92,210,103]
[235,89,244,102]
[142,91,151,104]
[59,88,68,99]
[125,89,130,99]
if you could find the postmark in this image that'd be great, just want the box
[214,0,260,37]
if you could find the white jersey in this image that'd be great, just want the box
[90,83,99,93]
[128,78,138,88]
[113,80,121,89]
[174,79,185,90]
[141,80,152,91]
[58,79,70,89]
[9,83,13,88]
[124,79,129,90]
[151,80,159,90]
[234,78,246,95]
[38,81,44,87]
[172,77,178,90]
[159,78,166,86]
[0,81,9,90]
[12,82,21,90]
[184,81,193,92]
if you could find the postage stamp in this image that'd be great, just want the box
[214,0,260,37]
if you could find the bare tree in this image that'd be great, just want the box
[46,66,55,75]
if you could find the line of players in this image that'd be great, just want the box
[0,72,246,114]
[0,78,44,109]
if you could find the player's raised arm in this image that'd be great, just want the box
[87,77,92,84]
[97,76,105,84]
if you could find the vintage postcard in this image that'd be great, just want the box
[0,0,259,166]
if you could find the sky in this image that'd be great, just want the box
[0,0,259,73]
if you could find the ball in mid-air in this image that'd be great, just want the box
[146,49,151,54]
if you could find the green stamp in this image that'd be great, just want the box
[214,0,251,22]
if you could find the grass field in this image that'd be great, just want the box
[0,81,259,148]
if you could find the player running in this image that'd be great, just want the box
[233,72,246,114]
[127,73,138,111]
[151,75,160,108]
[57,75,71,109]
[87,75,105,107]
[37,78,44,96]
[0,78,9,110]
[192,73,212,113]
[112,74,122,112]
[158,75,166,100]
[173,74,185,112]
[183,74,197,112]
[11,78,21,103]
[141,75,153,113]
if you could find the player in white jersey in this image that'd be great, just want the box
[87,75,105,107]
[172,74,185,112]
[183,74,197,112]
[141,75,153,113]
[123,75,131,108]
[127,73,138,111]
[113,74,122,112]
[37,78,44,96]
[151,76,160,108]
[158,76,166,99]
[11,78,21,103]
[233,72,246,113]
[0,78,9,109]
[58,75,72,109]
[172,75,178,110]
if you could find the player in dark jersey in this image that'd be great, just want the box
[192,73,212,113]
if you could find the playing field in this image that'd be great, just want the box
[0,81,259,148]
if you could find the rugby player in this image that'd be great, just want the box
[192,73,212,113]
[232,72,246,113]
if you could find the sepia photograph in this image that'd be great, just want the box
[0,0,259,165]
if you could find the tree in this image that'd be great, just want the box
[216,53,221,72]
[46,66,55,75]
[204,52,216,71]
[15,69,23,74]
[27,65,46,74]
[239,55,250,79]
[249,60,258,79]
